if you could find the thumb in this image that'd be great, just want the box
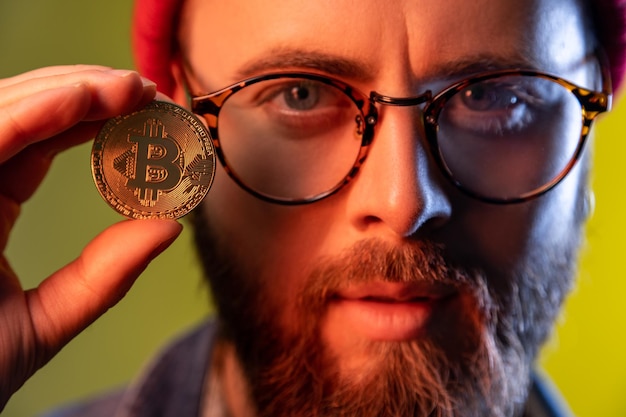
[26,219,183,362]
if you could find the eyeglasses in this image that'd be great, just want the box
[189,67,612,205]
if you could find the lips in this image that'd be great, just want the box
[325,282,457,342]
[332,281,455,302]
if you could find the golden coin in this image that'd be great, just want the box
[92,100,215,219]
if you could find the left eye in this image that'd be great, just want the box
[460,83,520,112]
[442,79,547,136]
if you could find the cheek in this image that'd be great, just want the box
[448,204,538,271]
[528,158,587,246]
[201,164,339,291]
[445,167,585,275]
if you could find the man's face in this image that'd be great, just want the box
[177,0,595,415]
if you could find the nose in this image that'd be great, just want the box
[345,105,452,238]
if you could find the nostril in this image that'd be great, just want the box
[408,190,453,235]
[361,214,384,228]
[410,214,450,237]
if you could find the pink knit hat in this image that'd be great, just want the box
[132,0,626,96]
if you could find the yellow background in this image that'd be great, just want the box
[1,1,624,416]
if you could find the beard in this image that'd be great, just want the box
[190,203,582,417]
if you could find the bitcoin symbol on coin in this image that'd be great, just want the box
[92,101,216,219]
[126,121,183,205]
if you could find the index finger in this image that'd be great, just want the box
[0,72,156,164]
[0,65,112,90]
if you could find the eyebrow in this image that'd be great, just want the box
[418,53,544,83]
[186,46,549,95]
[232,47,378,82]
[233,47,543,83]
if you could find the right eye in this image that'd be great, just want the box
[260,80,350,115]
[277,82,321,111]
[240,79,356,135]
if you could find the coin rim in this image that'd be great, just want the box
[91,100,216,219]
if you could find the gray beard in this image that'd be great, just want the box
[191,209,581,417]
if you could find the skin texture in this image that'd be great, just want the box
[174,0,598,416]
[0,0,601,415]
[0,66,183,410]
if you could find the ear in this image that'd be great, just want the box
[583,189,595,219]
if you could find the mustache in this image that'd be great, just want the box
[301,238,486,298]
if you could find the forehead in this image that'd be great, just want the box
[180,0,592,88]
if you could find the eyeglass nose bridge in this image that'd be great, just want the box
[365,90,436,139]
[369,90,433,107]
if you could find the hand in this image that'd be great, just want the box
[0,66,183,409]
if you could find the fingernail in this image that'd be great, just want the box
[141,77,157,89]
[108,69,139,78]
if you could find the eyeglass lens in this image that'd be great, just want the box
[214,75,584,202]
[436,74,583,200]
[217,78,364,201]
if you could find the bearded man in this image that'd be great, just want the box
[0,0,624,416]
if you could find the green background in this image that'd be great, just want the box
[1,1,625,416]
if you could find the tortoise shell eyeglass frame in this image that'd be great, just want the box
[185,57,612,205]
